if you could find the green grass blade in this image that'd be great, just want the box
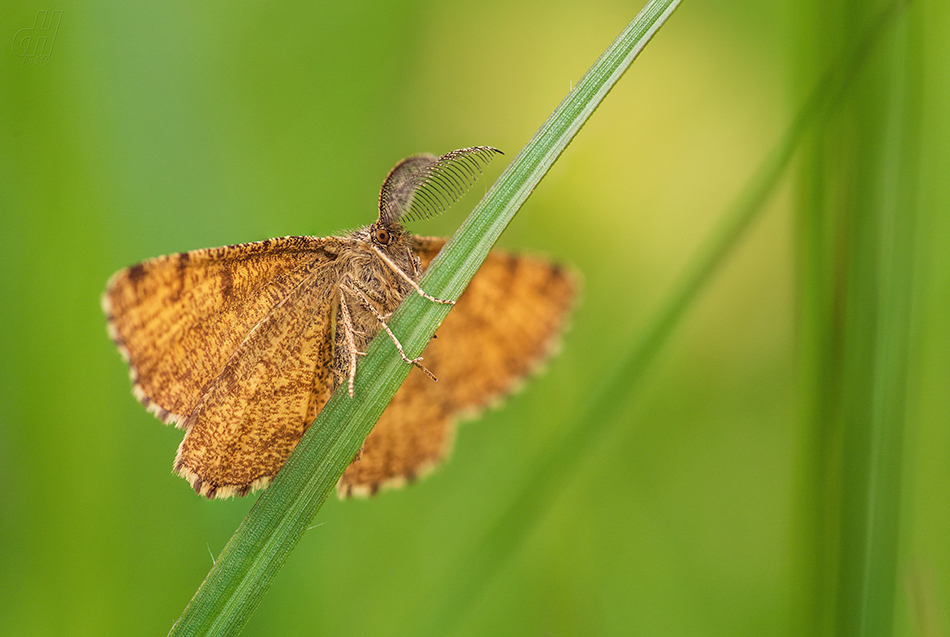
[169,2,681,635]
[795,1,917,635]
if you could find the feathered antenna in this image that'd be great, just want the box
[378,146,503,225]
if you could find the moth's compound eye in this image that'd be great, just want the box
[375,227,391,245]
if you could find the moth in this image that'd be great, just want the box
[103,147,576,498]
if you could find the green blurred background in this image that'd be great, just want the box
[1,1,947,635]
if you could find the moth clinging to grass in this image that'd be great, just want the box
[103,146,576,498]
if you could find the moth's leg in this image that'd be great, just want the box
[337,287,367,397]
[372,245,455,306]
[341,279,438,383]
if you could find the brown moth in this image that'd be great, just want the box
[103,147,576,499]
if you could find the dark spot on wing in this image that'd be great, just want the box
[219,267,234,300]
[504,253,520,275]
[127,263,146,286]
[166,252,192,303]
[541,262,569,295]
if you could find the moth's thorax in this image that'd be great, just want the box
[329,220,422,391]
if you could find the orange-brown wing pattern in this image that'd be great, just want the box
[174,268,339,497]
[338,236,577,496]
[103,236,337,425]
[104,235,353,497]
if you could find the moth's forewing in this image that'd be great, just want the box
[174,268,339,498]
[104,236,340,423]
[105,236,350,497]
